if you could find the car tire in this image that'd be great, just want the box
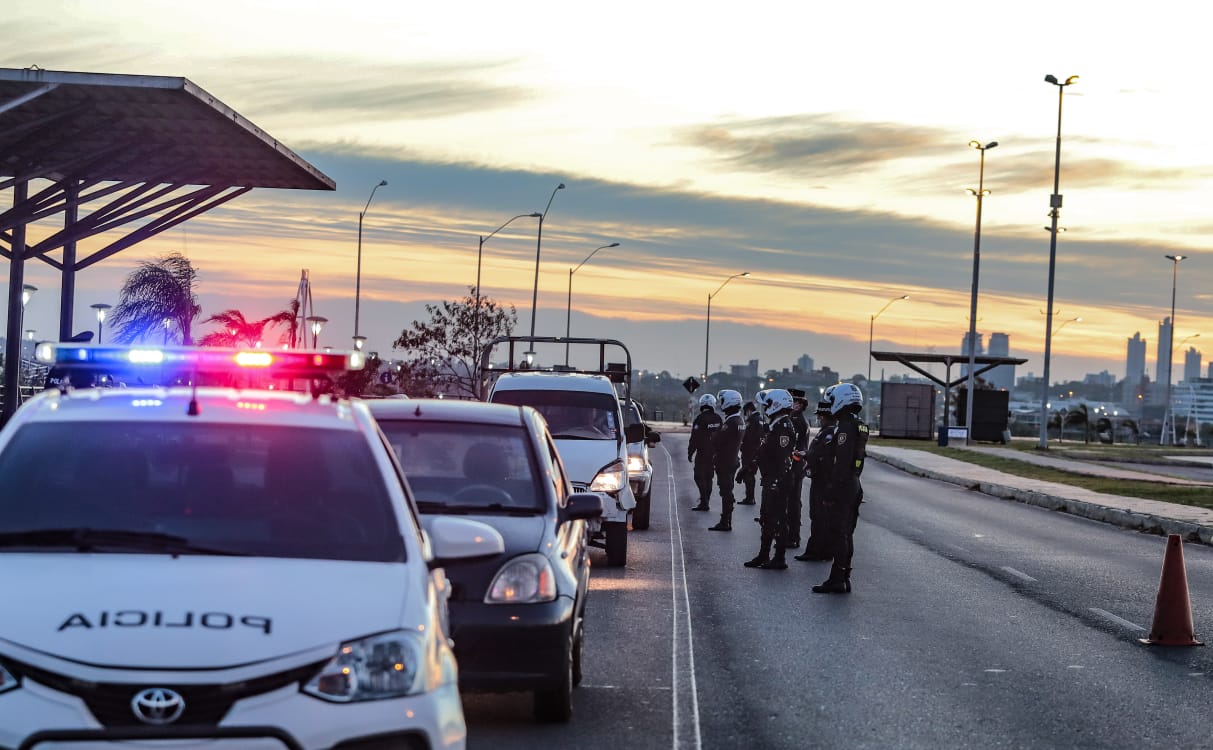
[604,520,627,566]
[631,490,651,530]
[572,620,585,687]
[534,627,575,723]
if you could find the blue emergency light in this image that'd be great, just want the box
[34,344,365,374]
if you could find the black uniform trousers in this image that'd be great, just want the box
[804,480,828,556]
[786,468,804,544]
[715,460,738,518]
[758,476,789,561]
[824,476,862,570]
[693,457,715,505]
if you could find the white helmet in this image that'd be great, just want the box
[698,393,718,409]
[717,389,742,411]
[827,382,863,414]
[761,388,793,419]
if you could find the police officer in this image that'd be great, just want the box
[738,389,797,570]
[688,393,722,511]
[737,401,761,505]
[785,388,811,548]
[794,398,836,562]
[709,389,744,531]
[812,383,869,594]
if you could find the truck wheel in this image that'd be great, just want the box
[534,626,574,723]
[631,491,651,530]
[604,521,628,566]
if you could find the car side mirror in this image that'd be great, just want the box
[423,516,505,569]
[624,423,646,444]
[645,429,661,446]
[561,492,604,523]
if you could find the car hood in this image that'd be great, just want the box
[0,555,411,668]
[552,438,620,486]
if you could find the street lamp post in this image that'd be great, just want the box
[20,284,36,308]
[90,303,112,344]
[565,242,619,364]
[529,183,565,341]
[306,316,328,348]
[354,179,388,346]
[704,272,750,381]
[868,294,910,381]
[1161,254,1188,445]
[1038,74,1079,450]
[476,212,542,347]
[964,140,997,445]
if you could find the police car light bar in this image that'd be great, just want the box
[34,344,365,374]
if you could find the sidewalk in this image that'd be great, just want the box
[867,445,1213,545]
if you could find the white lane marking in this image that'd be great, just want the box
[1089,607,1146,632]
[661,443,703,750]
[1001,566,1038,583]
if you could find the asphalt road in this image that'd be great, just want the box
[465,434,1213,749]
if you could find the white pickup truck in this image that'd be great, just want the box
[482,337,644,566]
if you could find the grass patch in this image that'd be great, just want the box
[872,437,1213,510]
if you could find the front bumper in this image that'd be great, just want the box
[0,669,465,750]
[448,596,575,693]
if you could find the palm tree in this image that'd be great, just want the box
[110,253,201,345]
[262,298,301,348]
[197,310,272,348]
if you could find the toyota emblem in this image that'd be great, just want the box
[130,687,185,725]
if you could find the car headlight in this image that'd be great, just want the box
[0,662,19,695]
[590,459,625,494]
[303,630,425,702]
[485,553,557,604]
[626,454,647,473]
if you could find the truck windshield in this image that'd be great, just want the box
[491,390,619,441]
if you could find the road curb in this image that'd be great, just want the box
[869,451,1213,546]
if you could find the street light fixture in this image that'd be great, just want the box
[306,316,328,348]
[868,294,910,382]
[529,183,566,341]
[1038,73,1079,450]
[963,140,997,445]
[704,272,750,381]
[354,179,388,341]
[20,284,36,308]
[1055,315,1082,335]
[565,242,620,363]
[90,303,112,344]
[476,212,542,347]
[352,335,367,352]
[1162,252,1190,446]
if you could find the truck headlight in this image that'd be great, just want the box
[303,631,425,702]
[485,553,557,604]
[590,459,625,494]
[626,454,646,473]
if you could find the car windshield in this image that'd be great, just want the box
[0,421,405,562]
[491,389,619,441]
[378,420,545,513]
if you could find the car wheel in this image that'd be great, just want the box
[534,627,574,723]
[572,620,585,687]
[631,490,651,530]
[604,520,627,566]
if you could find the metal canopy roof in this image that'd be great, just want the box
[872,350,1029,428]
[0,67,334,190]
[0,67,336,424]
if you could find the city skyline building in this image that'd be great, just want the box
[1184,347,1202,382]
[986,332,1014,391]
[1126,332,1146,384]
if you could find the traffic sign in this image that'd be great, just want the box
[379,371,394,385]
[682,376,700,394]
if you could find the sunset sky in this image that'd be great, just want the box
[4,1,1212,388]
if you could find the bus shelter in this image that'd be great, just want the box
[0,66,334,422]
[870,350,1028,431]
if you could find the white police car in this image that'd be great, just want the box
[0,344,503,750]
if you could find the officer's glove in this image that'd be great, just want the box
[687,452,695,463]
[735,468,751,483]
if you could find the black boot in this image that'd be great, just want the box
[759,556,788,570]
[811,566,851,594]
[738,497,756,506]
[743,554,768,568]
[691,500,710,511]
[708,515,732,531]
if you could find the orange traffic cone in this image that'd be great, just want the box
[1139,534,1203,647]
